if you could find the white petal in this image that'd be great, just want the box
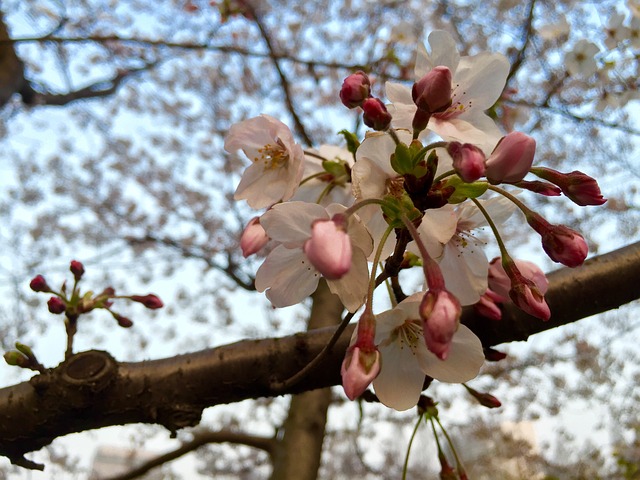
[261,202,328,246]
[454,53,510,109]
[328,247,369,312]
[439,241,488,305]
[415,31,460,77]
[374,339,426,411]
[418,324,484,383]
[255,245,320,307]
[385,81,413,105]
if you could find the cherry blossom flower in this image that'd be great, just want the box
[225,115,305,209]
[412,196,516,305]
[373,293,484,411]
[254,202,372,311]
[386,30,510,151]
[604,12,630,49]
[564,40,599,77]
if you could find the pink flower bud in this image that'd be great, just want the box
[303,215,352,280]
[240,216,269,257]
[513,180,562,197]
[464,384,502,408]
[412,66,452,113]
[130,294,164,309]
[47,296,66,314]
[488,257,548,301]
[500,259,551,321]
[447,142,486,183]
[70,260,85,281]
[361,97,392,131]
[419,289,461,360]
[114,313,133,328]
[485,132,536,184]
[484,347,507,361]
[29,275,50,292]
[526,214,588,267]
[339,71,371,108]
[473,289,503,321]
[341,346,381,400]
[531,167,607,206]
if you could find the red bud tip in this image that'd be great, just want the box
[130,294,164,309]
[70,260,85,281]
[29,275,50,292]
[47,297,66,314]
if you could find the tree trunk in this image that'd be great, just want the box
[270,280,345,480]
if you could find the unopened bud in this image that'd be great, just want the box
[420,289,461,360]
[4,351,29,368]
[531,167,606,206]
[341,346,381,400]
[361,97,392,131]
[114,313,133,328]
[513,180,562,196]
[485,132,536,184]
[240,216,269,257]
[339,71,371,108]
[303,215,352,280]
[47,296,66,314]
[69,260,85,281]
[29,275,50,292]
[412,66,452,113]
[526,214,588,267]
[130,294,164,309]
[464,384,502,408]
[448,142,486,183]
[484,347,507,361]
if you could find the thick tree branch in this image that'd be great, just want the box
[0,242,639,469]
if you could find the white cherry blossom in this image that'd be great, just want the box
[225,115,305,209]
[386,30,510,152]
[412,196,516,305]
[373,293,484,411]
[254,202,372,311]
[564,40,599,77]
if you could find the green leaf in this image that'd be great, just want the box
[445,177,488,204]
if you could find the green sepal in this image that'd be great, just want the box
[338,130,360,156]
[322,159,350,186]
[445,177,488,204]
[380,194,421,229]
[390,142,414,175]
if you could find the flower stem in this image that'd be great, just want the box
[402,413,424,480]
[470,197,510,260]
[400,214,445,289]
[435,415,466,474]
[433,168,456,185]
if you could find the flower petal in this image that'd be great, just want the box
[418,324,484,383]
[255,245,320,307]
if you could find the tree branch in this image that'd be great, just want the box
[0,242,639,469]
[105,428,276,480]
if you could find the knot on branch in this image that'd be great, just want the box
[154,403,203,437]
[60,350,117,391]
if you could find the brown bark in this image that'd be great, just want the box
[0,242,639,470]
[270,281,344,480]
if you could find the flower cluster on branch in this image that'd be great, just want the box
[226,30,606,413]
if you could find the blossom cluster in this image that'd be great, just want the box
[225,31,605,411]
